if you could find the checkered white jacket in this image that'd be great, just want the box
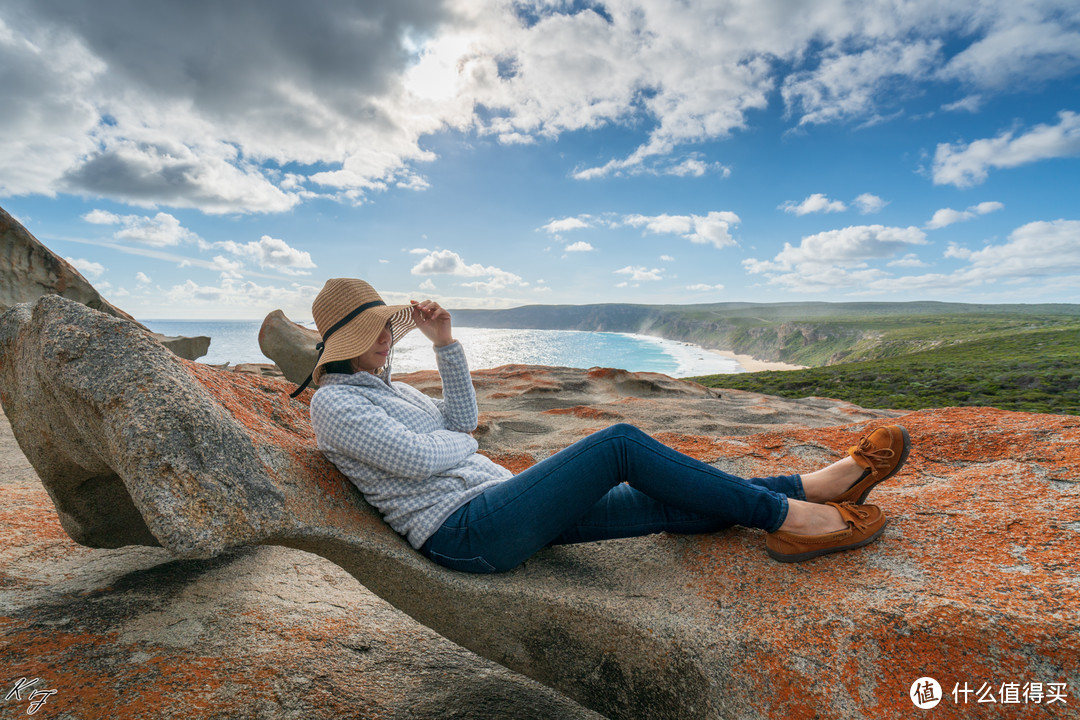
[309,341,511,549]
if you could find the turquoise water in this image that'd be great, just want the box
[141,320,745,377]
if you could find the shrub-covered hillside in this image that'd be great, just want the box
[690,326,1080,415]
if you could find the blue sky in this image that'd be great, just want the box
[2,0,1079,320]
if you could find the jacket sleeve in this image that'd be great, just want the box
[310,387,479,480]
[429,341,479,433]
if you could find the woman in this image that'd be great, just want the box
[302,278,910,573]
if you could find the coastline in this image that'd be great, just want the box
[710,349,808,373]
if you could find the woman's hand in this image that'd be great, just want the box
[410,299,455,347]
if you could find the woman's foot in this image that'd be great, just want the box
[776,498,848,534]
[801,457,867,503]
[767,500,888,563]
[801,425,911,504]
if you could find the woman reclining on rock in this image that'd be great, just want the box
[297,278,910,573]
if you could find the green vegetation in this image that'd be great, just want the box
[689,326,1080,416]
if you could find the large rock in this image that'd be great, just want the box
[0,407,600,719]
[2,294,1078,719]
[0,204,209,361]
[259,309,320,385]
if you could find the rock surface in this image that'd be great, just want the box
[2,295,1078,719]
[259,309,320,385]
[0,408,601,719]
[0,204,209,361]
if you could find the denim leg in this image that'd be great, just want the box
[422,423,799,572]
[550,467,804,545]
[547,483,728,545]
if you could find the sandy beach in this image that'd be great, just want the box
[711,349,808,372]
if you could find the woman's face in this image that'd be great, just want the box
[351,322,393,374]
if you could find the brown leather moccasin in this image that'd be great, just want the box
[766,501,888,563]
[833,424,910,505]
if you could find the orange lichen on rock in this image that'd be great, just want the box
[541,405,623,421]
[677,407,1080,719]
[481,451,537,473]
[651,432,723,463]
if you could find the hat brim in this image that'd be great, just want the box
[312,304,416,383]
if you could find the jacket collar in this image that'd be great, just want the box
[320,370,392,388]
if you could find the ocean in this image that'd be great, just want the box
[140,320,746,378]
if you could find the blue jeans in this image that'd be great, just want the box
[420,423,805,573]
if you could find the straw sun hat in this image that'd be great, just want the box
[290,278,417,397]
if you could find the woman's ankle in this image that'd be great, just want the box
[777,500,846,535]
[801,457,865,503]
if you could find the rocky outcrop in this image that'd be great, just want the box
[0,406,602,720]
[0,206,137,322]
[2,295,1078,719]
[258,309,319,385]
[0,204,209,361]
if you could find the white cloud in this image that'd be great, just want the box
[926,208,968,229]
[925,201,1003,229]
[396,174,431,191]
[686,283,724,291]
[212,235,316,275]
[163,276,320,318]
[767,225,928,269]
[65,256,105,280]
[939,20,1080,88]
[624,211,740,249]
[83,209,121,225]
[660,254,675,262]
[5,1,1080,210]
[780,193,848,215]
[666,158,708,177]
[782,40,941,127]
[853,193,888,214]
[948,219,1080,282]
[209,255,245,279]
[82,209,201,247]
[419,278,436,291]
[410,248,525,293]
[408,247,431,255]
[748,218,1080,295]
[744,224,928,292]
[541,216,591,233]
[888,253,929,268]
[135,271,152,284]
[578,155,730,180]
[933,111,1080,187]
[564,241,594,252]
[942,95,983,113]
[614,266,664,283]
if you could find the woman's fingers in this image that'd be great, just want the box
[409,300,451,328]
[410,299,446,319]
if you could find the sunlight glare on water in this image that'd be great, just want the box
[391,327,743,377]
[140,321,745,377]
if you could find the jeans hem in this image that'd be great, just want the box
[767,494,789,534]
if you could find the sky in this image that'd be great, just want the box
[2,0,1079,321]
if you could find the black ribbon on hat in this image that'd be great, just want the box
[289,299,385,398]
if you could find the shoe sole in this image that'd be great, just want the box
[767,518,889,563]
[851,425,911,504]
